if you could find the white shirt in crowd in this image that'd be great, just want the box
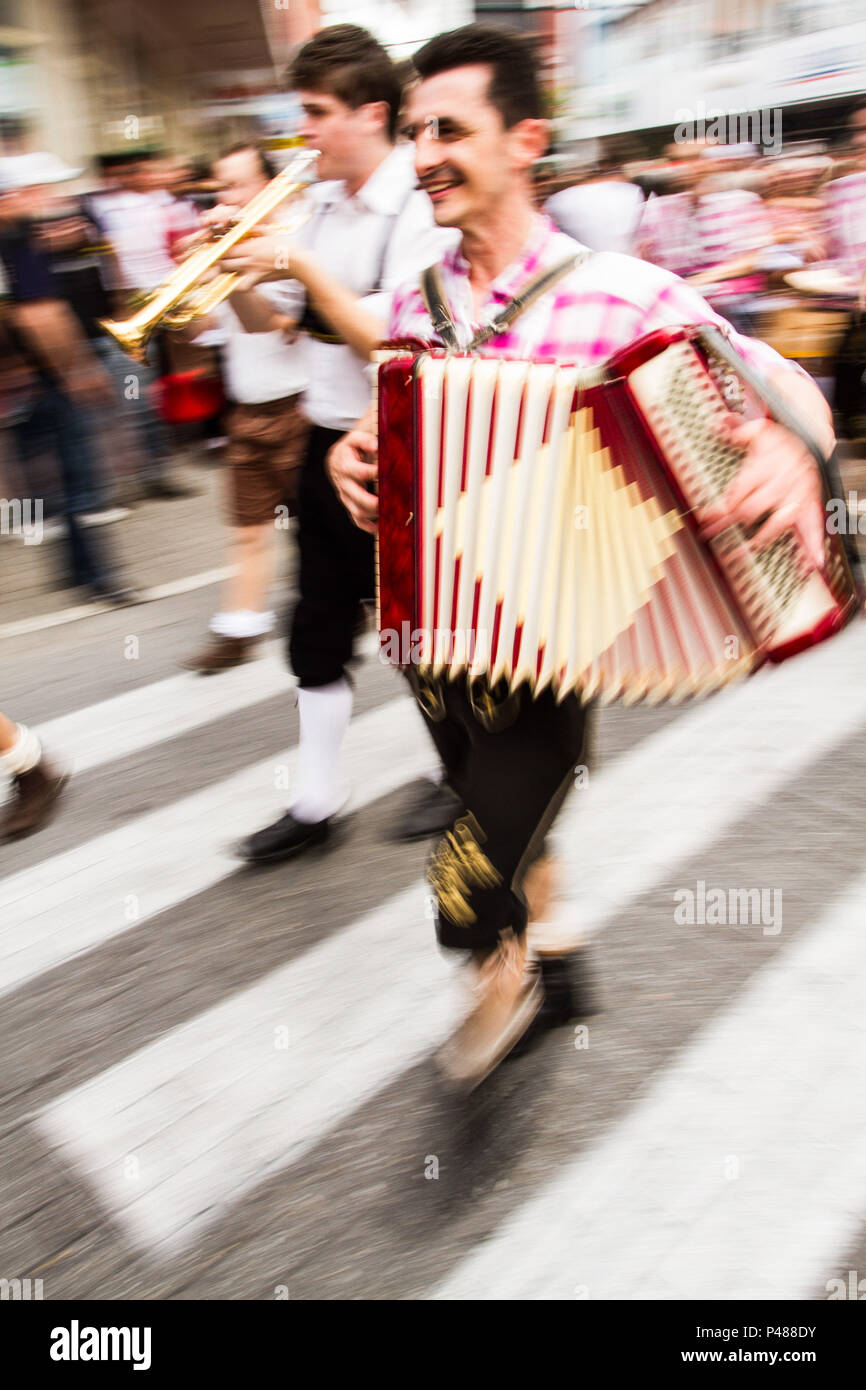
[92,189,195,290]
[545,179,646,257]
[201,286,307,404]
[270,143,457,431]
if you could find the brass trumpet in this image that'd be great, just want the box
[99,146,319,363]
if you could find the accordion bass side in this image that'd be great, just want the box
[376,325,858,704]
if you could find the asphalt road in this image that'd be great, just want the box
[2,578,866,1300]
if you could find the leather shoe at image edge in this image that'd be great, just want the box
[235,811,330,865]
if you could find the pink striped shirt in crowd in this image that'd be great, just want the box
[824,172,866,273]
[388,214,801,380]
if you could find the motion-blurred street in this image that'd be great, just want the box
[1,476,865,1300]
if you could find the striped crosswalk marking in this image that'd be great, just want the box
[0,688,435,997]
[32,622,866,1265]
[550,620,866,936]
[431,866,866,1301]
[29,632,377,780]
[39,880,462,1255]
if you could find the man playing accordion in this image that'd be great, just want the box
[328,24,837,1088]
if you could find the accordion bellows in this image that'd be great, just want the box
[376,327,856,704]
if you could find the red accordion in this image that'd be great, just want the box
[376,325,857,704]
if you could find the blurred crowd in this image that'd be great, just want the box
[3,95,866,605]
[538,102,866,430]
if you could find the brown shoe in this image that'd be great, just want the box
[1,756,69,841]
[181,634,260,674]
[436,929,542,1090]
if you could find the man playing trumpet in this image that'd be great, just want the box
[212,25,458,859]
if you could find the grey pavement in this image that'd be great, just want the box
[0,563,865,1300]
[0,437,865,1301]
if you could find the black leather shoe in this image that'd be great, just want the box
[88,583,142,607]
[507,947,601,1061]
[387,778,464,842]
[537,948,601,1026]
[236,811,330,865]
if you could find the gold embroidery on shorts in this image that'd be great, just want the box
[427,812,502,927]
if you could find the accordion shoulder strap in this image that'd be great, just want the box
[419,264,461,350]
[419,250,591,352]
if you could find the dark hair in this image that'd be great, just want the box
[218,141,277,180]
[412,23,542,129]
[287,24,402,142]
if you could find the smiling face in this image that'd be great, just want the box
[404,64,547,235]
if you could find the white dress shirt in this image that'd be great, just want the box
[202,285,307,404]
[270,144,457,431]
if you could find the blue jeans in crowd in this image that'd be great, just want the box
[92,336,173,486]
[12,383,116,591]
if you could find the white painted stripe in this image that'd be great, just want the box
[432,867,866,1300]
[28,631,377,780]
[0,688,434,997]
[38,881,461,1255]
[34,644,290,777]
[0,567,235,641]
[548,620,866,942]
[32,622,866,1258]
[135,567,236,604]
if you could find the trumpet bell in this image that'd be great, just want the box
[97,315,152,364]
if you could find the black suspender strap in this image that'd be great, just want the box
[300,184,416,344]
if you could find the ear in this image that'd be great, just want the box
[509,118,551,171]
[360,100,391,137]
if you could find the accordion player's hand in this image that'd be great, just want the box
[699,415,826,573]
[326,428,379,534]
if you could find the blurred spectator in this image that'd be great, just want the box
[0,152,133,601]
[544,141,645,255]
[687,173,775,332]
[91,150,194,293]
[634,145,713,274]
[85,150,196,500]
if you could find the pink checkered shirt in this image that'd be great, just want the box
[388,214,798,380]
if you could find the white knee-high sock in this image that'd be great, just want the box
[0,724,42,779]
[290,678,353,823]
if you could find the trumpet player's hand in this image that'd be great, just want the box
[221,230,303,285]
[173,226,209,260]
[698,414,826,572]
[327,427,379,534]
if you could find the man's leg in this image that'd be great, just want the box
[238,425,371,862]
[424,678,590,1084]
[0,710,68,841]
[50,389,123,595]
[185,399,308,673]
